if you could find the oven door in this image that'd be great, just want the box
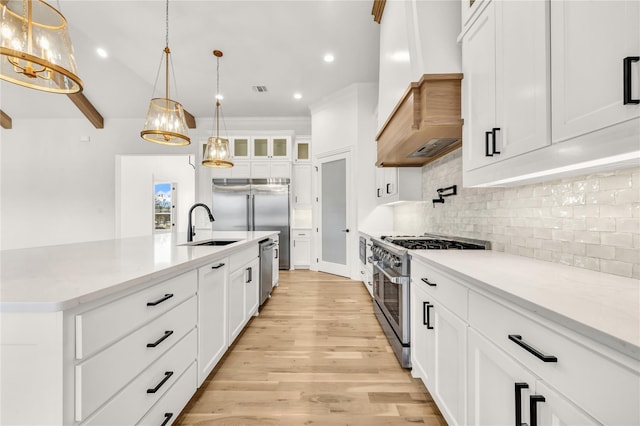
[372,261,410,344]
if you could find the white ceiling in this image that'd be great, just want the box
[0,0,380,121]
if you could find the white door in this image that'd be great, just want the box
[317,150,351,277]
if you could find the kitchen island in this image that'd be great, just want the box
[0,231,277,425]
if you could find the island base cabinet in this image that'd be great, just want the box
[228,267,246,343]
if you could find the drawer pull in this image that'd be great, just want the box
[246,267,253,283]
[529,394,546,426]
[147,330,174,348]
[423,302,434,329]
[623,56,640,105]
[161,413,173,426]
[514,382,529,426]
[146,371,174,394]
[211,263,225,269]
[421,277,437,287]
[508,334,558,362]
[147,293,174,307]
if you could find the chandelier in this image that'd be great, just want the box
[202,49,233,168]
[0,0,82,93]
[140,0,190,146]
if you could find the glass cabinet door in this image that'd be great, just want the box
[231,137,250,159]
[252,137,269,159]
[272,137,289,159]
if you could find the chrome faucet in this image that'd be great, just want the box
[187,203,215,242]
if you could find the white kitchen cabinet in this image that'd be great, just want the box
[209,161,251,179]
[294,136,311,162]
[228,267,246,342]
[250,161,290,179]
[534,380,601,426]
[551,0,640,144]
[411,270,467,426]
[462,0,549,172]
[230,136,251,160]
[228,245,260,342]
[244,257,260,319]
[197,258,228,385]
[292,229,311,269]
[293,164,312,208]
[252,136,291,160]
[375,167,422,204]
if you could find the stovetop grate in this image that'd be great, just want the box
[382,236,488,250]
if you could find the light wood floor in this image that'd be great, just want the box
[177,270,447,426]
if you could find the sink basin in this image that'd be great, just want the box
[182,239,239,246]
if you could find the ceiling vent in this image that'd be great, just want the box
[253,86,268,93]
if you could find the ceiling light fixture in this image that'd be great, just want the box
[140,0,190,146]
[202,50,233,168]
[0,0,82,93]
[323,53,334,63]
[293,92,302,100]
[96,47,108,58]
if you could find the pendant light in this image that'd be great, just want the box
[140,0,190,146]
[0,0,82,93]
[202,49,233,168]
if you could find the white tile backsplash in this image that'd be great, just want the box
[393,149,640,279]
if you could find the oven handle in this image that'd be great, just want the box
[372,261,408,285]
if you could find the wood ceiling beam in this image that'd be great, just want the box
[184,109,196,129]
[67,92,104,129]
[0,109,12,129]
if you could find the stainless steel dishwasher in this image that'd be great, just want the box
[259,238,276,306]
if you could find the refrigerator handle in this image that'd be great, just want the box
[251,194,256,231]
[246,194,251,230]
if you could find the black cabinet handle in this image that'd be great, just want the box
[422,302,434,329]
[147,330,173,348]
[275,248,279,259]
[421,277,437,287]
[211,263,225,269]
[147,293,173,307]
[161,413,173,426]
[508,334,558,362]
[377,188,382,197]
[515,382,529,426]
[530,394,546,426]
[624,56,640,104]
[386,183,392,194]
[491,127,501,154]
[146,371,174,393]
[246,267,252,283]
[485,131,493,157]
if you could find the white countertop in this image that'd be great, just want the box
[410,250,640,360]
[0,231,277,313]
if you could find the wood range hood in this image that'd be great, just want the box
[375,73,463,167]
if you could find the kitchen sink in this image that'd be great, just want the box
[181,239,239,246]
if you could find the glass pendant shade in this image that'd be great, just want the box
[202,136,233,168]
[0,0,82,93]
[141,97,190,146]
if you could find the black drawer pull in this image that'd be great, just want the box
[247,267,253,283]
[147,293,174,307]
[211,263,225,269]
[422,302,434,329]
[421,277,437,287]
[147,330,173,348]
[623,56,640,105]
[161,413,173,426]
[508,334,557,362]
[485,131,493,156]
[491,127,501,154]
[386,183,392,194]
[377,188,382,197]
[146,371,174,394]
[530,394,546,426]
[514,382,529,426]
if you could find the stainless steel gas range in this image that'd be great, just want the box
[370,234,490,368]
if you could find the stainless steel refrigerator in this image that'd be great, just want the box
[212,178,290,269]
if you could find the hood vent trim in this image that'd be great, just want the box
[375,73,463,167]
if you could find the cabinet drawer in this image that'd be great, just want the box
[75,296,197,422]
[292,229,311,238]
[137,362,198,426]
[82,329,196,426]
[76,270,197,359]
[469,291,639,426]
[411,259,468,320]
[229,244,258,271]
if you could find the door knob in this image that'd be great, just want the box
[342,229,350,232]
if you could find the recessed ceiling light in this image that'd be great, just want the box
[216,94,224,100]
[293,93,302,100]
[323,54,334,63]
[96,47,108,58]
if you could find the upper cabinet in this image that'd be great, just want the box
[462,0,550,171]
[550,0,640,143]
[294,136,311,163]
[252,136,291,161]
[230,136,251,160]
[461,0,640,187]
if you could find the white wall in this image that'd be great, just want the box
[1,116,310,250]
[116,155,195,238]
